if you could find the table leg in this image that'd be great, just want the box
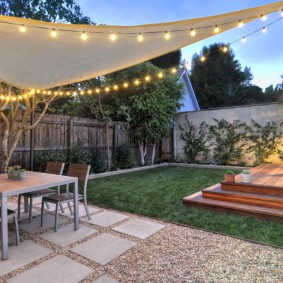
[73,181,79,230]
[1,195,9,260]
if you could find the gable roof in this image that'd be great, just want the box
[177,68,200,112]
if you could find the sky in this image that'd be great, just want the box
[77,0,283,90]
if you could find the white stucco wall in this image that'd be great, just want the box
[175,103,283,164]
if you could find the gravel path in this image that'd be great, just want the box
[1,201,282,283]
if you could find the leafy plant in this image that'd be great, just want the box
[89,147,107,173]
[35,150,66,172]
[209,118,246,165]
[246,120,281,166]
[179,116,210,163]
[115,143,134,169]
[225,169,235,174]
[66,143,91,166]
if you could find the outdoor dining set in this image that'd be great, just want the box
[0,162,91,261]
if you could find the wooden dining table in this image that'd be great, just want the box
[0,171,79,260]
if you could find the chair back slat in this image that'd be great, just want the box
[45,162,65,175]
[67,163,90,183]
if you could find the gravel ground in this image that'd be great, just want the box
[1,201,283,283]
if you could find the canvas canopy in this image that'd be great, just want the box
[0,1,282,90]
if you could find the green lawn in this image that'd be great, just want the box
[87,166,283,246]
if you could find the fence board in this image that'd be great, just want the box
[2,113,172,169]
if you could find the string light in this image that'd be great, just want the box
[200,56,206,62]
[110,33,117,41]
[19,24,26,33]
[190,28,196,36]
[81,31,87,41]
[134,79,140,85]
[238,20,244,27]
[223,46,229,52]
[123,83,129,88]
[171,68,177,74]
[145,75,151,82]
[242,36,247,43]
[137,33,144,42]
[261,14,267,21]
[164,31,170,40]
[50,28,57,38]
[214,25,220,33]
[158,72,163,78]
[113,85,119,90]
[281,9,283,16]
[262,27,267,33]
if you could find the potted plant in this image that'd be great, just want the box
[17,168,27,180]
[224,169,236,183]
[241,169,251,183]
[7,166,15,179]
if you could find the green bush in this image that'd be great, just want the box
[115,143,134,169]
[89,147,107,173]
[35,150,66,172]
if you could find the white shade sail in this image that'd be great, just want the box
[0,1,282,90]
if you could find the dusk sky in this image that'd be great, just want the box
[78,0,283,90]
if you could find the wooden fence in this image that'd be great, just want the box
[8,113,173,169]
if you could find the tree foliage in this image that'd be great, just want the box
[190,43,273,109]
[150,50,182,69]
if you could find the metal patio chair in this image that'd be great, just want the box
[41,163,91,232]
[18,162,65,222]
[0,208,20,246]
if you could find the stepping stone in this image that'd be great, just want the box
[113,219,165,239]
[92,275,119,283]
[59,205,100,218]
[40,223,97,247]
[0,240,52,277]
[81,211,128,227]
[71,233,136,265]
[20,215,67,234]
[7,255,93,283]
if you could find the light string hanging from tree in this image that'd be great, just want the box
[0,68,179,102]
[0,9,282,41]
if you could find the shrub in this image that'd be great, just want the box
[35,150,66,172]
[89,147,107,173]
[209,118,246,165]
[179,116,210,163]
[115,143,134,169]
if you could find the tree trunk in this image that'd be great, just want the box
[151,143,156,165]
[138,140,147,165]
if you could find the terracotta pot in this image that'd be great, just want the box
[224,174,235,183]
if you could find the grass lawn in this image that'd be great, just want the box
[87,166,283,246]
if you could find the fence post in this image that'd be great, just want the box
[112,122,117,162]
[29,98,35,170]
[69,118,74,148]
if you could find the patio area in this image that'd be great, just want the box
[1,198,282,283]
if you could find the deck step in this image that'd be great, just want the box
[221,182,283,197]
[183,192,283,222]
[202,186,283,209]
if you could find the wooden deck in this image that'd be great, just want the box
[183,164,283,222]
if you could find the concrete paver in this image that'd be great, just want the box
[92,275,119,283]
[113,218,165,239]
[71,233,136,265]
[7,255,93,283]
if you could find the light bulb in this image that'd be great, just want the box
[81,31,87,41]
[223,46,228,52]
[281,9,283,17]
[171,68,177,74]
[200,56,206,62]
[113,85,119,90]
[242,37,247,43]
[164,31,170,40]
[261,14,267,21]
[137,33,144,42]
[214,25,220,33]
[95,88,100,93]
[19,24,26,33]
[110,33,117,41]
[145,76,150,82]
[134,80,140,85]
[262,27,267,33]
[238,20,244,27]
[158,72,163,78]
[87,90,92,94]
[190,28,196,37]
[105,87,110,92]
[51,29,57,38]
[123,83,128,88]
